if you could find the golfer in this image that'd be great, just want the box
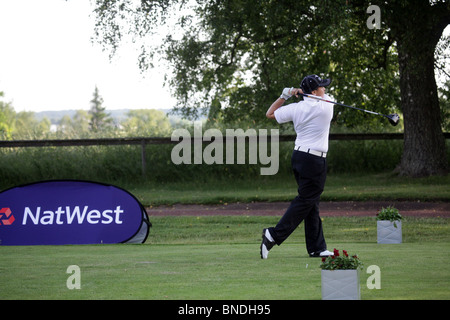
[260,74,334,259]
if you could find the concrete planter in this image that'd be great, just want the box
[321,269,361,300]
[377,220,402,244]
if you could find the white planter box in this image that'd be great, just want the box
[321,269,361,300]
[377,220,402,244]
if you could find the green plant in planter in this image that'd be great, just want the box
[320,249,363,270]
[376,206,402,228]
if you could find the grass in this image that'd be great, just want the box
[122,172,450,206]
[1,216,449,300]
[1,170,448,300]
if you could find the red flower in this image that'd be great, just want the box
[320,249,362,270]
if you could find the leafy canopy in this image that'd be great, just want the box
[92,0,402,129]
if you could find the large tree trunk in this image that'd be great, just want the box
[396,39,447,176]
[388,2,449,177]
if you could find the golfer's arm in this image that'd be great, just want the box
[266,98,285,119]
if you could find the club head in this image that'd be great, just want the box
[387,113,400,126]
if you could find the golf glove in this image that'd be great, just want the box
[280,87,294,100]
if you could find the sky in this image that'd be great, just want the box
[0,0,176,112]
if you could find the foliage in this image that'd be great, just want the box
[0,87,174,140]
[89,86,113,133]
[92,0,402,128]
[1,91,52,139]
[0,91,15,139]
[376,206,402,221]
[58,110,91,137]
[91,0,450,177]
[320,249,363,270]
[14,111,51,139]
[438,80,450,132]
[121,109,172,136]
[376,206,402,228]
[170,0,401,126]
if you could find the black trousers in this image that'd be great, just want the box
[268,150,327,254]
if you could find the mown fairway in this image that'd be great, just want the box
[1,216,449,300]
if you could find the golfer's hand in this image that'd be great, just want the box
[290,88,303,98]
[280,88,303,100]
[280,87,293,100]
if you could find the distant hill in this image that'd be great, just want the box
[34,108,175,124]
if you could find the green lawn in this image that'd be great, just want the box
[122,172,450,206]
[1,216,449,300]
[1,173,448,300]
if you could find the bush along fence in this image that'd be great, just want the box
[0,133,449,186]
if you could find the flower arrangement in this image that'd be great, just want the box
[320,249,363,270]
[376,206,402,227]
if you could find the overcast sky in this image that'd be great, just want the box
[0,0,176,112]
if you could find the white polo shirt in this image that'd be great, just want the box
[274,94,334,153]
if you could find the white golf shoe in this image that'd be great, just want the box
[309,249,333,258]
[260,229,275,259]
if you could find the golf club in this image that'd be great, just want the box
[298,92,400,126]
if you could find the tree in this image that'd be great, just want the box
[0,91,16,139]
[58,110,91,138]
[382,1,449,176]
[121,109,172,136]
[439,80,450,132]
[14,111,51,139]
[92,0,449,176]
[89,86,113,133]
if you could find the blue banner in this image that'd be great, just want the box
[0,180,151,245]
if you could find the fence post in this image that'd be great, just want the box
[141,140,146,177]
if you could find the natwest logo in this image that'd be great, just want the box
[0,208,15,226]
[0,180,150,245]
[22,205,124,226]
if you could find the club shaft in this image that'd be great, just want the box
[299,93,386,118]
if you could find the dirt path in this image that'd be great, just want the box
[147,201,450,217]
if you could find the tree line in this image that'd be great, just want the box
[0,87,177,140]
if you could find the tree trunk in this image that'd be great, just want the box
[395,39,447,176]
[388,2,449,177]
